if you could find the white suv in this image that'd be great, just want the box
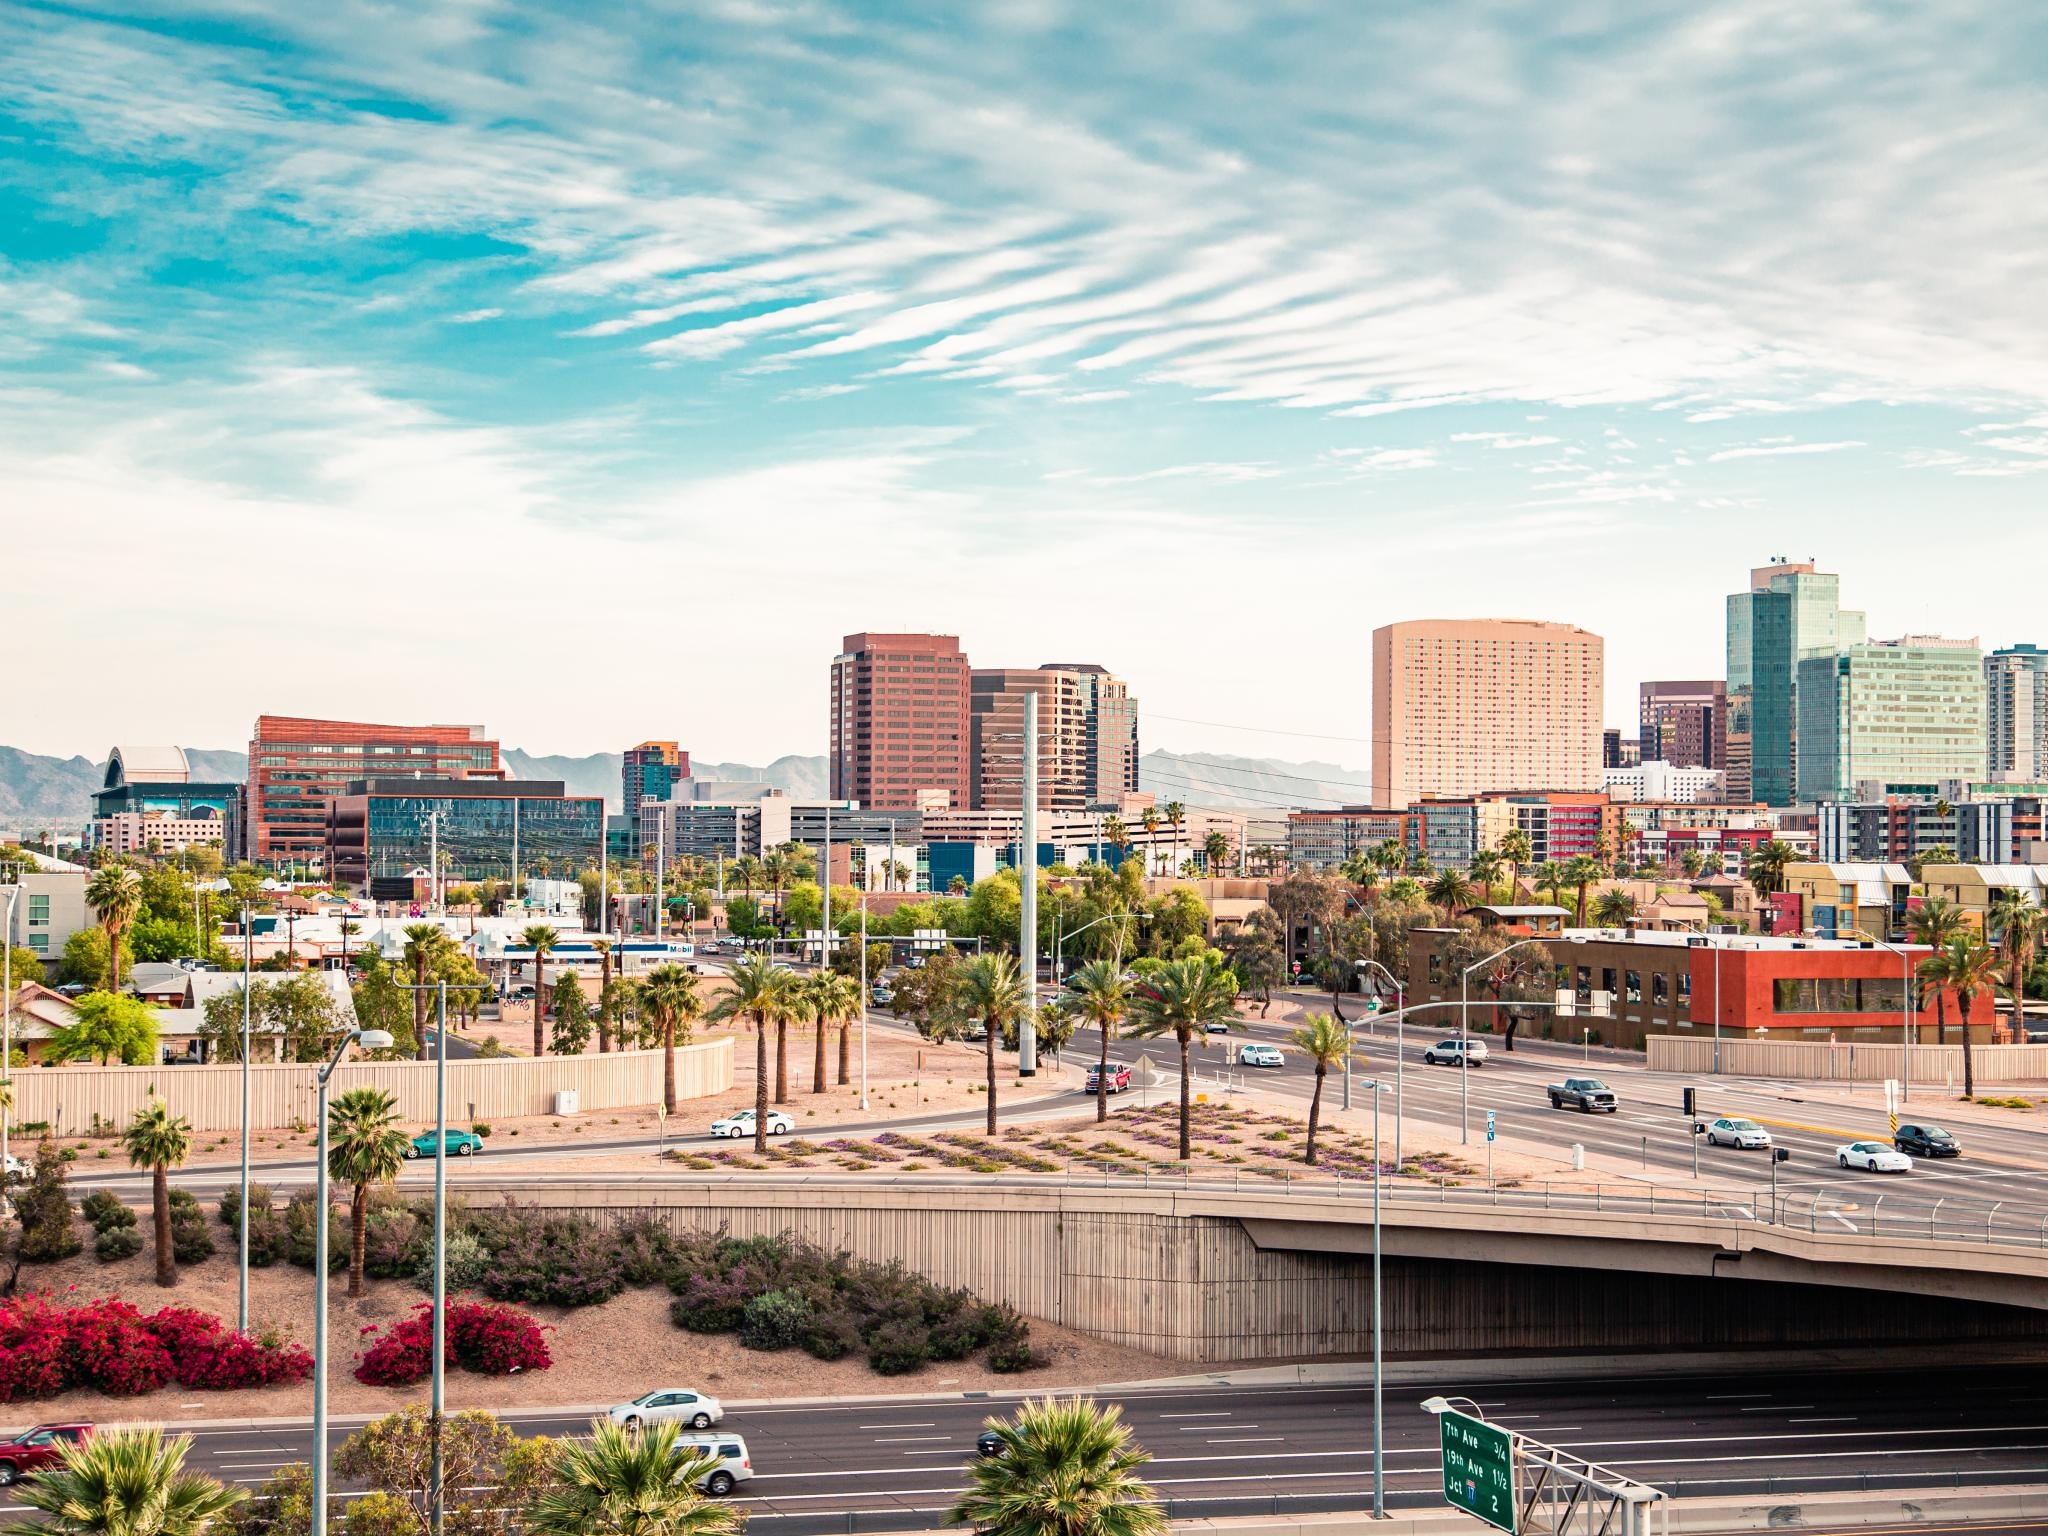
[675,1433,753,1496]
[1422,1038,1489,1067]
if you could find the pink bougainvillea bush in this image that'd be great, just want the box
[0,1293,312,1400]
[355,1300,551,1387]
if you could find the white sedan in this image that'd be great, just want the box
[1703,1116,1773,1149]
[1837,1139,1911,1174]
[1239,1044,1285,1068]
[709,1108,794,1138]
[609,1387,723,1431]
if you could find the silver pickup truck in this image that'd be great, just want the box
[1547,1077,1618,1112]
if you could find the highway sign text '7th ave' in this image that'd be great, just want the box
[1440,1407,1518,1533]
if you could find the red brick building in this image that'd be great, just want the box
[247,715,501,866]
[828,633,971,811]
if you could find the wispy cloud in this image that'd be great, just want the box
[1707,440,1866,463]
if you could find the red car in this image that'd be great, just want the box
[0,1424,92,1485]
[1084,1063,1131,1094]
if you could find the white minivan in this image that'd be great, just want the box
[1422,1038,1489,1067]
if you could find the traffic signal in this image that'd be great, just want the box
[1682,1087,1696,1116]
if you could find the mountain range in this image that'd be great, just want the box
[0,743,1364,829]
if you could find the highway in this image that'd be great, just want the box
[13,1366,2045,1533]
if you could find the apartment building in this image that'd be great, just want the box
[1795,637,1987,802]
[829,634,971,812]
[1986,644,2048,783]
[1638,680,1727,769]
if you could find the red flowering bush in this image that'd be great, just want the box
[0,1294,310,1401]
[354,1301,550,1387]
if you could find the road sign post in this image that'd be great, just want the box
[1440,1408,1517,1533]
[1485,1109,1496,1187]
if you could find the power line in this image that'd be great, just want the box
[1146,712,1368,744]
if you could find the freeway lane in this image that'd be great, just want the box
[16,1366,2045,1532]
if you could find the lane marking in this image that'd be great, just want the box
[873,1435,952,1443]
[1209,1436,1285,1444]
[859,1423,936,1429]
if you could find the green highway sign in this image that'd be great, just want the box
[1439,1408,1518,1533]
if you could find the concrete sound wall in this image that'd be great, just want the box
[9,1040,732,1133]
[1647,1033,2048,1084]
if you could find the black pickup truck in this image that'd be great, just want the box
[1548,1077,1619,1112]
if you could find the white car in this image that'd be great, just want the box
[1704,1116,1772,1149]
[1239,1043,1285,1068]
[1422,1038,1489,1067]
[709,1108,794,1138]
[1837,1139,1911,1174]
[674,1433,752,1496]
[609,1387,723,1431]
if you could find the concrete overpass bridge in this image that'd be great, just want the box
[449,1170,2048,1362]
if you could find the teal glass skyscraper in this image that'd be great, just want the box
[1725,559,1865,806]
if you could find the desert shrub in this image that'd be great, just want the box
[738,1289,812,1351]
[355,1301,549,1386]
[171,1193,216,1265]
[14,1139,81,1262]
[413,1230,492,1295]
[284,1193,348,1272]
[148,1306,312,1389]
[800,1308,861,1362]
[0,1295,310,1400]
[669,1273,752,1334]
[218,1183,274,1231]
[95,1225,145,1262]
[865,1317,930,1376]
[609,1217,678,1287]
[81,1190,136,1232]
[364,1208,427,1281]
[480,1216,624,1308]
[984,1303,1039,1373]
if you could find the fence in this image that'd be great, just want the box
[1645,1033,2048,1084]
[7,1039,732,1133]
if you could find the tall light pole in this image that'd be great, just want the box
[1357,1075,1391,1519]
[237,903,253,1331]
[1459,935,1584,1144]
[2,875,19,1198]
[312,1024,396,1536]
[1348,958,1402,1112]
[858,888,870,1111]
[1018,689,1039,1077]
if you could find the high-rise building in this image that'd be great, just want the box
[622,741,690,852]
[1370,619,1604,809]
[1639,680,1727,769]
[1986,644,2048,783]
[970,663,1139,811]
[247,716,501,867]
[1725,560,1866,806]
[829,633,971,811]
[325,777,602,898]
[1795,637,1987,803]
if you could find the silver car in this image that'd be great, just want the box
[674,1433,753,1496]
[610,1387,723,1431]
[1704,1116,1772,1150]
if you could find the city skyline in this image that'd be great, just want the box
[8,4,2048,763]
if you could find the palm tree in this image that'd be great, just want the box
[339,919,361,977]
[122,1097,191,1287]
[947,1396,1166,1536]
[1938,934,2000,1099]
[1909,895,1966,951]
[1680,847,1708,880]
[1467,849,1504,903]
[327,1086,407,1298]
[1591,888,1637,927]
[530,1418,741,1536]
[1534,861,1567,909]
[1496,828,1533,901]
[8,1426,242,1536]
[640,964,702,1116]
[1139,807,1161,875]
[520,924,558,1055]
[953,953,1026,1136]
[1163,801,1186,874]
[1290,1012,1348,1166]
[1102,814,1130,862]
[402,922,448,1061]
[1746,839,1797,899]
[1202,830,1231,876]
[1425,868,1475,920]
[592,937,615,1052]
[1991,894,2045,1027]
[708,956,801,1151]
[1561,855,1603,927]
[805,972,859,1093]
[85,864,142,991]
[1129,955,1239,1160]
[1065,959,1133,1125]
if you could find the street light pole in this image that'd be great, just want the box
[431,981,447,1536]
[1348,959,1402,1112]
[311,1024,395,1536]
[238,902,252,1332]
[2,879,18,1201]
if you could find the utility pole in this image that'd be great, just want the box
[1018,690,1039,1076]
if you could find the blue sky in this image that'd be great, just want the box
[6,1,2047,765]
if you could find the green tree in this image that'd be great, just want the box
[9,1425,241,1536]
[1218,917,1285,1016]
[123,1097,192,1287]
[1202,830,1232,875]
[1466,850,1504,902]
[639,964,702,1115]
[4,946,45,989]
[1679,847,1709,880]
[326,1086,407,1298]
[14,1134,82,1261]
[1143,887,1209,957]
[58,926,129,992]
[1746,840,1797,899]
[332,1407,552,1536]
[946,1396,1166,1536]
[85,864,143,992]
[550,973,594,1055]
[1907,844,1959,883]
[805,971,860,1093]
[1991,893,2046,1006]
[350,952,413,1058]
[1908,895,1967,950]
[50,991,159,1065]
[706,956,801,1151]
[529,1418,740,1536]
[1129,954,1240,1160]
[1928,934,2000,1099]
[1591,888,1637,927]
[1559,856,1603,927]
[1290,1012,1349,1166]
[401,923,452,1063]
[1496,828,1533,899]
[519,924,559,1056]
[953,952,1026,1136]
[1064,959,1132,1125]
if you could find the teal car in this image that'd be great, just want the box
[406,1129,483,1159]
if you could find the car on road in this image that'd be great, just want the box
[1084,1063,1132,1094]
[976,1429,1005,1458]
[1422,1038,1488,1067]
[1547,1078,1618,1113]
[870,984,892,1006]
[1703,1116,1772,1149]
[1239,1043,1285,1068]
[1837,1139,1911,1173]
[1895,1122,1960,1158]
[1202,1020,1232,1035]
[673,1433,751,1495]
[0,1424,91,1486]
[610,1388,723,1432]
[710,1109,794,1138]
[405,1129,483,1159]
